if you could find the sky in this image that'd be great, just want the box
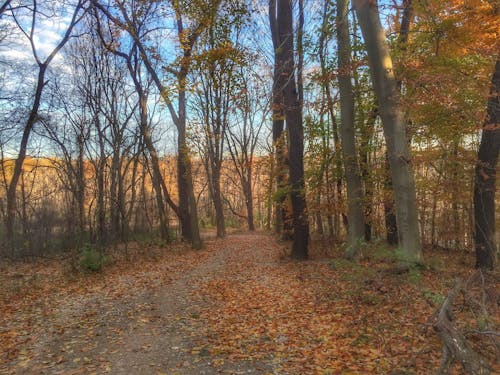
[0,1,78,65]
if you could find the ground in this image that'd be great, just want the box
[0,232,498,374]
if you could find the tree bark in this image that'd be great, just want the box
[337,0,365,259]
[269,0,288,237]
[244,170,255,231]
[474,57,500,270]
[384,152,399,245]
[353,0,423,265]
[276,0,309,258]
[177,89,201,247]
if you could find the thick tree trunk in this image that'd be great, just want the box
[269,0,288,237]
[474,57,500,270]
[337,0,365,259]
[353,0,422,265]
[386,0,413,246]
[277,0,308,258]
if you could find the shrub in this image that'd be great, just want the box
[79,245,108,272]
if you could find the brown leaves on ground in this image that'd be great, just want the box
[194,234,499,374]
[0,240,216,372]
[1,232,498,374]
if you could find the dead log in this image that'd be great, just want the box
[434,278,491,375]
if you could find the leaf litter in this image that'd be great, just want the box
[1,232,498,374]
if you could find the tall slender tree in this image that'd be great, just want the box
[269,0,289,237]
[353,0,423,265]
[270,0,309,258]
[337,0,365,259]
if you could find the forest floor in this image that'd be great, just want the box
[0,232,498,374]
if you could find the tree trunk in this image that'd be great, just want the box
[244,170,255,231]
[353,0,422,265]
[384,151,399,245]
[277,0,309,258]
[178,89,202,248]
[319,0,343,241]
[269,0,288,237]
[386,0,413,246]
[474,57,500,270]
[110,148,120,240]
[211,167,226,238]
[76,133,86,240]
[359,108,377,242]
[337,0,365,259]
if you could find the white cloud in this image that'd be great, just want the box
[0,0,82,64]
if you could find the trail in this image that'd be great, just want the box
[3,231,486,374]
[2,232,277,375]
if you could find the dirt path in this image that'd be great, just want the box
[2,232,277,375]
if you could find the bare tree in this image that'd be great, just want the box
[4,0,87,248]
[92,0,225,249]
[227,68,269,231]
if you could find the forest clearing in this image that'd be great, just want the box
[1,232,498,374]
[0,0,499,373]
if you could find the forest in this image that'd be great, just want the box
[0,0,498,374]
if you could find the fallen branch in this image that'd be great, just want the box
[434,278,491,375]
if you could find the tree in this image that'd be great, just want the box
[92,0,224,249]
[190,4,247,237]
[270,0,309,258]
[269,0,289,237]
[226,68,268,231]
[474,56,499,269]
[4,0,86,248]
[316,0,344,240]
[336,0,365,259]
[353,0,423,265]
[93,9,180,241]
[383,0,413,246]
